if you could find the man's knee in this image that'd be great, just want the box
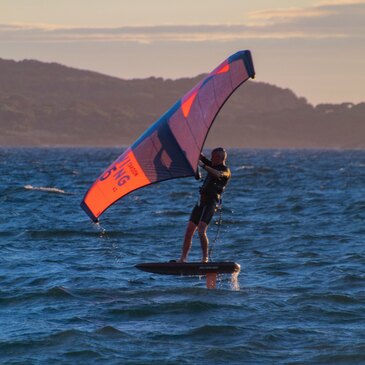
[197,222,208,237]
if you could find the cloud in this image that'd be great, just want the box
[249,0,365,35]
[0,1,364,43]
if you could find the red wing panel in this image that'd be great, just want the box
[81,149,150,221]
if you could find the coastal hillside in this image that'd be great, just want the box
[0,58,364,148]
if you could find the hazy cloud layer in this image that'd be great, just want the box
[1,1,364,43]
[1,1,364,104]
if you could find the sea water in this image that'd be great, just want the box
[1,148,365,364]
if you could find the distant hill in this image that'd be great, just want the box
[0,58,364,148]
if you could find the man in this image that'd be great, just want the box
[179,147,231,263]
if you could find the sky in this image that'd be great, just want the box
[1,0,364,105]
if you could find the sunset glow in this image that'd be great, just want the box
[1,0,364,104]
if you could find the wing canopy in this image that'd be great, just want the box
[81,50,255,222]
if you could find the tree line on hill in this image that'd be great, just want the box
[0,58,364,148]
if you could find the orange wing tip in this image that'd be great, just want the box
[80,201,99,222]
[215,64,230,74]
[81,150,151,222]
[181,91,198,118]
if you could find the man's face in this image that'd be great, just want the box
[211,151,223,166]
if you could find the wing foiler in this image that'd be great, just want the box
[81,50,255,222]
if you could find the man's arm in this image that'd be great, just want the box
[198,160,230,179]
[199,153,211,166]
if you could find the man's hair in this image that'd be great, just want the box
[212,147,226,154]
[212,147,227,161]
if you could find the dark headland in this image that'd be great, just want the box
[1,58,364,148]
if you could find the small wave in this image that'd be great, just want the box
[46,286,75,298]
[94,326,129,337]
[0,329,88,354]
[109,300,228,318]
[25,229,96,239]
[236,165,254,171]
[0,286,74,305]
[169,191,194,198]
[154,210,186,217]
[344,201,365,214]
[47,329,86,341]
[24,185,68,194]
[338,273,365,284]
[64,350,102,359]
[289,292,359,305]
[152,324,242,341]
[255,166,275,173]
[188,324,242,337]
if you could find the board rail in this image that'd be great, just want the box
[135,261,240,276]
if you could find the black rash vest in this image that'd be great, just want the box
[200,155,231,203]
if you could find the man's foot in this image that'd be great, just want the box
[177,258,186,263]
[202,257,209,263]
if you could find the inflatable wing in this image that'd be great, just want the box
[81,50,255,222]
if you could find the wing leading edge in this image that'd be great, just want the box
[81,50,255,222]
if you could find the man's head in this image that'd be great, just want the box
[211,147,227,166]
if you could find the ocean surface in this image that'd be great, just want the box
[1,148,365,364]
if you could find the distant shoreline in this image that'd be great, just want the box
[1,58,364,149]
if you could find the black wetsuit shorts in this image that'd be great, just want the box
[189,200,218,225]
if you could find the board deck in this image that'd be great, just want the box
[135,262,240,276]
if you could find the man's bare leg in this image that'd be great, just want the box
[179,221,197,262]
[197,221,209,262]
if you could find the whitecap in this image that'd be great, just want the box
[24,185,67,194]
[236,165,254,171]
